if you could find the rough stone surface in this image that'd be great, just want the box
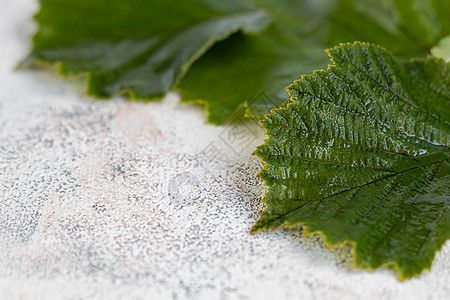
[0,0,449,299]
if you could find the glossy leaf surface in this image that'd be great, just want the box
[252,43,450,279]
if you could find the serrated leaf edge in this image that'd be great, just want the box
[250,42,448,280]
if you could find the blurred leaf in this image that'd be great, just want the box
[179,0,450,122]
[25,0,270,98]
[25,0,450,123]
[178,27,329,124]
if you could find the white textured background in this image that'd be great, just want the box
[0,0,449,299]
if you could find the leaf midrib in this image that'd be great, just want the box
[263,158,448,227]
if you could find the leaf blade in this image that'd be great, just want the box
[26,0,270,98]
[25,0,450,123]
[252,42,450,279]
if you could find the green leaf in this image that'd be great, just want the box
[252,42,450,279]
[25,0,270,98]
[25,0,450,123]
[177,26,330,124]
[179,0,450,122]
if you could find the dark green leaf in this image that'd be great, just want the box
[179,0,450,122]
[177,27,329,124]
[25,0,270,98]
[24,0,450,123]
[252,42,450,279]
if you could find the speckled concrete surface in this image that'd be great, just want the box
[0,0,449,299]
